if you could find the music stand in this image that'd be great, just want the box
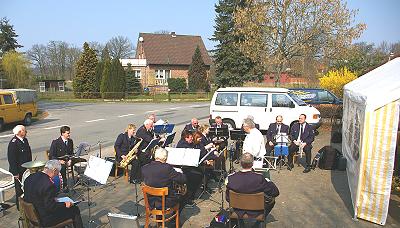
[274,133,290,172]
[162,132,176,148]
[84,156,113,228]
[142,138,161,158]
[209,127,230,139]
[153,124,175,135]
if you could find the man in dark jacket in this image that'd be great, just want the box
[226,153,279,221]
[142,148,187,211]
[7,125,32,210]
[24,160,83,228]
[266,115,289,156]
[183,118,199,134]
[114,124,141,183]
[288,114,315,173]
[49,126,74,189]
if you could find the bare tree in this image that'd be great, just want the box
[27,44,48,77]
[106,36,135,59]
[65,45,81,80]
[234,0,366,86]
[88,41,105,59]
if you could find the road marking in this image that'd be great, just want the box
[189,104,202,108]
[0,133,14,138]
[85,118,105,123]
[118,114,135,118]
[43,125,65,130]
[145,110,159,113]
[169,107,181,110]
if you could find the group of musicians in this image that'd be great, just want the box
[6,112,314,227]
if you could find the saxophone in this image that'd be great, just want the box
[120,137,143,168]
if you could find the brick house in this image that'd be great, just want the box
[263,73,307,86]
[121,32,212,93]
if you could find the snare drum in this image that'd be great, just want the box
[74,162,87,175]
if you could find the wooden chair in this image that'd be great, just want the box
[228,190,265,228]
[141,184,180,228]
[114,149,129,183]
[19,197,74,228]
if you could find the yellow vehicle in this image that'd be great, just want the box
[0,89,38,131]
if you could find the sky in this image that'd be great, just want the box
[1,0,399,52]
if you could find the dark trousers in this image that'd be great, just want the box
[266,143,274,156]
[182,167,203,201]
[14,173,23,210]
[60,165,68,189]
[42,206,83,228]
[130,153,151,182]
[288,144,312,167]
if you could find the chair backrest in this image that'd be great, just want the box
[141,184,168,211]
[229,190,265,211]
[19,197,41,227]
[0,167,14,188]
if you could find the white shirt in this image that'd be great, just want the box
[243,128,266,158]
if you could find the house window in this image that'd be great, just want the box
[155,69,171,79]
[134,70,141,79]
[58,81,65,92]
[39,82,46,92]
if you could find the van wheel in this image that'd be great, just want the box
[0,119,3,131]
[223,119,236,129]
[24,113,32,126]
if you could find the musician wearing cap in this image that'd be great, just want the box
[288,114,315,173]
[7,125,32,210]
[266,115,289,156]
[49,126,74,190]
[142,148,187,212]
[115,124,142,183]
[24,160,83,228]
[226,153,279,222]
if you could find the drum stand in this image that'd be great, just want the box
[133,181,141,217]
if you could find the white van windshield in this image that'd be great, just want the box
[289,93,307,106]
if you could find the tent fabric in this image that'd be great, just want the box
[343,57,400,225]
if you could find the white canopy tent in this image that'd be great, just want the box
[343,57,400,225]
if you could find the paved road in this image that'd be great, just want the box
[0,101,210,169]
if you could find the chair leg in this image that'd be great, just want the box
[124,168,129,182]
[145,212,149,228]
[114,164,118,178]
[176,209,180,228]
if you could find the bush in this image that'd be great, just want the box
[319,67,357,98]
[168,78,187,92]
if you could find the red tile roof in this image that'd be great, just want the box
[136,33,212,66]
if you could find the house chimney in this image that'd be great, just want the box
[171,31,176,37]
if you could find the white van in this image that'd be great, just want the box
[209,87,321,130]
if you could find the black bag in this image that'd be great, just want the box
[208,210,230,228]
[336,156,347,171]
[311,152,321,170]
[318,146,339,170]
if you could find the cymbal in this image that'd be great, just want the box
[22,160,46,169]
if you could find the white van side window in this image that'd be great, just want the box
[240,93,268,107]
[272,94,293,107]
[215,93,238,106]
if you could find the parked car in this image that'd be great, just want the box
[0,89,38,131]
[209,87,321,130]
[289,88,343,119]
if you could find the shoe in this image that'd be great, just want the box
[303,167,311,173]
[185,200,196,208]
[130,179,141,184]
[287,164,294,171]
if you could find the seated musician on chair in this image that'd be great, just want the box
[142,148,187,212]
[266,115,289,156]
[176,130,203,207]
[24,160,83,228]
[226,153,279,220]
[183,118,199,134]
[288,114,315,173]
[49,125,73,191]
[114,124,142,183]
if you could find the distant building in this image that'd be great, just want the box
[120,32,212,93]
[263,73,307,86]
[38,79,65,92]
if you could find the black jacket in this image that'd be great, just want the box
[290,122,315,145]
[226,170,279,217]
[183,123,198,133]
[24,172,75,226]
[176,139,194,149]
[266,123,289,142]
[142,161,186,209]
[114,132,138,162]
[136,125,154,152]
[49,137,74,160]
[7,136,32,176]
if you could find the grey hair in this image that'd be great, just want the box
[240,152,254,169]
[154,147,168,162]
[144,119,153,125]
[246,115,254,120]
[242,118,255,129]
[45,160,62,172]
[13,125,25,135]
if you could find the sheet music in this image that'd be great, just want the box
[165,147,200,167]
[84,156,113,184]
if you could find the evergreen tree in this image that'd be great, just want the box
[100,58,112,98]
[73,42,98,98]
[0,17,23,56]
[112,58,126,98]
[211,0,260,87]
[101,58,126,99]
[188,46,209,92]
[95,47,110,95]
[125,63,142,94]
